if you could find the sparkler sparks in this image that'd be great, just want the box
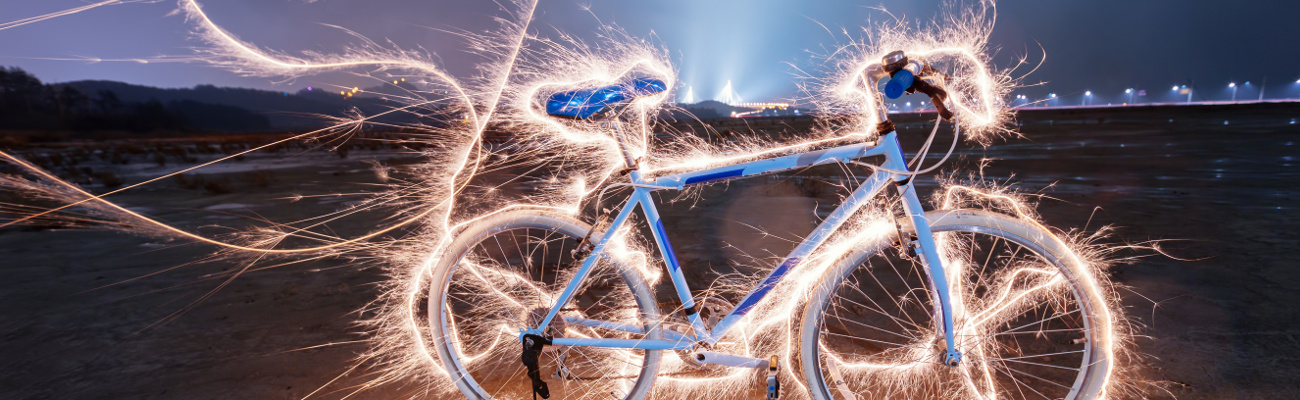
[0,0,1139,399]
[0,1,162,32]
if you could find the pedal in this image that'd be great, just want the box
[692,351,768,368]
[766,356,781,400]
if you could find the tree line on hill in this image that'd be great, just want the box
[1,66,273,134]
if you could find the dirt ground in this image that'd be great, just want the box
[2,103,1298,399]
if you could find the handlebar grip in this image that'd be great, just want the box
[884,69,914,99]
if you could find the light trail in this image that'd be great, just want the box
[0,0,160,32]
[0,0,1136,398]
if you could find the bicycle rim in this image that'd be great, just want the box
[802,210,1110,400]
[429,212,661,400]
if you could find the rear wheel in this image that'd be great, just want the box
[429,211,662,400]
[801,209,1112,400]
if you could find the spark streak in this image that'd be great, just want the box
[0,1,160,32]
[0,0,1136,399]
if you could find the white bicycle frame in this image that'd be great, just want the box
[524,60,963,365]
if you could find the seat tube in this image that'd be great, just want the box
[611,122,639,168]
[630,174,705,339]
[884,133,962,365]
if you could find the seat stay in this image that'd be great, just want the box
[532,190,643,333]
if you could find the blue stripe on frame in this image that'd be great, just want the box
[733,257,802,315]
[654,219,681,271]
[682,168,744,185]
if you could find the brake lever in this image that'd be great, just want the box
[912,77,955,121]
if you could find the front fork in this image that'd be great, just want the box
[894,173,963,367]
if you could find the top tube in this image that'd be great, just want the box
[646,139,889,190]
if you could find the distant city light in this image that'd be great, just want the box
[718,80,741,105]
[1228,82,1235,88]
[733,102,790,109]
[1172,86,1179,91]
[1050,93,1056,98]
[1125,88,1133,93]
[1085,91,1092,96]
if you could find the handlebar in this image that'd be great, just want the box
[867,51,954,121]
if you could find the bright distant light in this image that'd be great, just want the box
[682,86,695,104]
[1171,86,1179,91]
[718,80,741,105]
[1125,88,1133,93]
[1295,79,1300,84]
[1229,82,1236,88]
[1050,93,1056,98]
[1085,91,1092,96]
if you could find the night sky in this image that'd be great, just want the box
[2,0,1298,104]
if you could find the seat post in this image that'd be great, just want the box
[609,121,639,170]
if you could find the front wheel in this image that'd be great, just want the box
[428,211,662,400]
[801,209,1113,400]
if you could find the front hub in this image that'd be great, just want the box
[944,350,963,367]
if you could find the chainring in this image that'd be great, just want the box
[663,297,733,370]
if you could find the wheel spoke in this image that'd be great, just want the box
[813,218,1101,400]
[827,299,925,341]
[432,219,657,400]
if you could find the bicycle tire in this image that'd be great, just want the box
[801,209,1112,400]
[428,210,663,400]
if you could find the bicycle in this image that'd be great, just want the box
[427,50,1113,400]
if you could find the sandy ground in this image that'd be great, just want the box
[2,103,1298,399]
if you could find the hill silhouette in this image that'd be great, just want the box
[57,80,389,131]
[1,66,456,140]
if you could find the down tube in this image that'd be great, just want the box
[708,169,895,341]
